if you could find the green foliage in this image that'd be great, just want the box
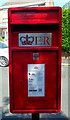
[62,8,70,53]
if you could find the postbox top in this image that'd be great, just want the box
[8,7,62,25]
[8,6,62,11]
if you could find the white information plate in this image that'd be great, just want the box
[28,64,45,97]
[18,33,52,46]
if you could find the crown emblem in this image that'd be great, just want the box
[20,35,34,45]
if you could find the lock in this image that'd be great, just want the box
[33,53,39,60]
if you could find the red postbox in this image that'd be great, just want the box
[8,7,62,113]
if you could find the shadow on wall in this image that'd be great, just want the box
[2,97,69,120]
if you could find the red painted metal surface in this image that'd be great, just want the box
[8,7,62,113]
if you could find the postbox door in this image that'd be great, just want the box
[11,50,58,112]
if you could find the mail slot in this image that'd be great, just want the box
[8,7,62,113]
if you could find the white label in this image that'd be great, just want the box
[28,64,45,97]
